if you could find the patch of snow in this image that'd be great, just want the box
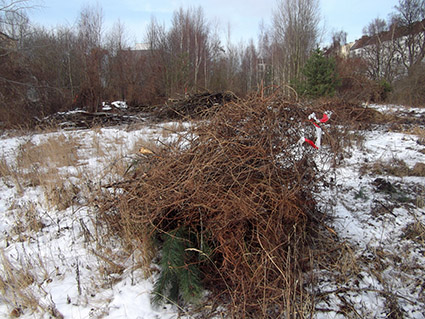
[111,101,128,109]
[314,122,425,318]
[0,123,191,319]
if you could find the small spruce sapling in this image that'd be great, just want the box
[296,48,340,99]
[152,227,203,306]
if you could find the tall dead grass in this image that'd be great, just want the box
[0,134,81,204]
[0,248,64,318]
[0,129,144,317]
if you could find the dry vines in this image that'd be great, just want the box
[98,95,364,317]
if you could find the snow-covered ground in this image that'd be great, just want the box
[314,105,425,318]
[0,122,188,319]
[0,105,424,318]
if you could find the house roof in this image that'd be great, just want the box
[351,18,425,51]
[0,31,16,41]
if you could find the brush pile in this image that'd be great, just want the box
[100,95,332,317]
[156,91,238,119]
[36,109,144,129]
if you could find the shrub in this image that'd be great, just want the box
[334,56,381,103]
[390,64,425,107]
[152,227,203,305]
[296,48,340,99]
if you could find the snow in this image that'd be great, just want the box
[102,101,129,111]
[368,103,425,118]
[111,101,128,110]
[0,105,424,318]
[313,113,425,318]
[0,123,187,318]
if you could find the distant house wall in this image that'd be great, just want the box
[340,42,354,57]
[349,19,425,81]
[0,32,18,50]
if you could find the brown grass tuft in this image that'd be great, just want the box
[411,162,425,177]
[0,249,39,313]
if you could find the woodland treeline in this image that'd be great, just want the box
[0,0,424,127]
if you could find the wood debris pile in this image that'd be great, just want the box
[99,95,335,317]
[36,110,145,129]
[155,91,238,119]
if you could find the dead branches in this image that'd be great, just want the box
[99,95,333,317]
[36,110,145,129]
[155,91,238,120]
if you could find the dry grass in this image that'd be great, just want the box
[0,248,65,318]
[411,162,425,177]
[0,133,80,191]
[7,201,45,240]
[0,125,188,317]
[408,126,425,140]
[361,157,425,178]
[0,249,43,316]
[17,134,80,168]
[159,121,187,138]
[403,219,425,245]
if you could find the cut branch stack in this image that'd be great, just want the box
[99,95,337,317]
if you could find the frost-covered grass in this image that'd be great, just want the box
[0,106,424,318]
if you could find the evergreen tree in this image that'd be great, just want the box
[296,48,340,98]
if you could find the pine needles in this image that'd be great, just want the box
[152,228,203,305]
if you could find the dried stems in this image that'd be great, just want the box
[99,95,377,317]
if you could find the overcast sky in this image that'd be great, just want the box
[30,0,400,46]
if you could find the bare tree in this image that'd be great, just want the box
[392,0,425,73]
[0,0,34,52]
[239,39,258,94]
[104,20,128,101]
[0,0,31,33]
[332,30,347,46]
[272,0,321,86]
[145,16,167,51]
[76,4,105,111]
[55,26,82,101]
[324,30,348,57]
[0,0,43,126]
[389,0,425,105]
[106,20,128,54]
[363,18,387,37]
[77,3,103,53]
[165,7,217,95]
[360,18,399,82]
[258,21,278,91]
[144,16,175,97]
[221,24,240,91]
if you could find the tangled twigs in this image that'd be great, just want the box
[99,95,341,317]
[156,91,238,120]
